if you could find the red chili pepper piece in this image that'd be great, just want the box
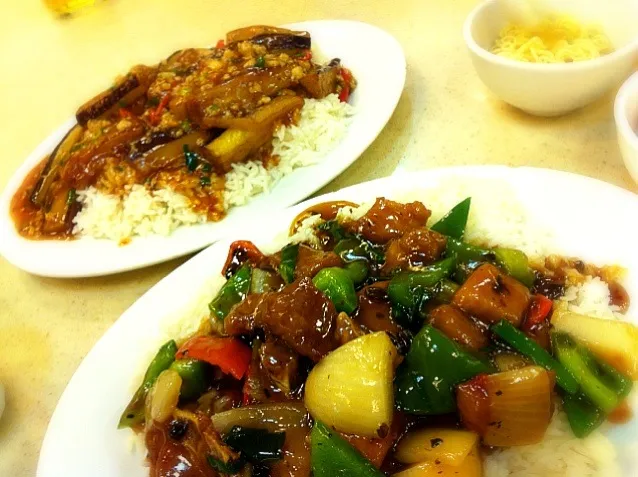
[302,49,312,61]
[216,39,225,49]
[149,94,171,126]
[176,336,251,380]
[118,108,133,119]
[526,294,553,327]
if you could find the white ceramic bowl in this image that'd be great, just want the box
[615,71,638,184]
[463,0,638,116]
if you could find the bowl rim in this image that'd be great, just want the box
[615,71,638,150]
[463,0,638,71]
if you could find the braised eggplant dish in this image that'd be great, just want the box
[120,196,638,476]
[10,25,356,243]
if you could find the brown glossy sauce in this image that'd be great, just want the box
[10,157,76,240]
[145,421,214,477]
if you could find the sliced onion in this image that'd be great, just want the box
[146,369,182,424]
[493,352,529,372]
[211,402,308,434]
[457,366,552,447]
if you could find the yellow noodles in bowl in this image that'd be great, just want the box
[492,15,614,63]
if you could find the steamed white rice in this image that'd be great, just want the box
[72,185,208,240]
[72,94,353,242]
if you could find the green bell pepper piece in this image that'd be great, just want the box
[552,332,632,413]
[387,257,456,328]
[311,420,384,477]
[494,247,535,287]
[562,392,606,438]
[431,197,471,239]
[279,243,299,284]
[209,263,252,321]
[491,320,579,394]
[313,267,358,314]
[344,261,368,285]
[395,325,493,415]
[334,238,370,285]
[436,279,460,303]
[317,220,348,241]
[118,340,178,428]
[445,238,492,282]
[445,238,491,264]
[224,426,286,463]
[169,359,209,400]
[333,238,366,262]
[334,236,384,264]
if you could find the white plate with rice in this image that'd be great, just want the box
[37,166,638,477]
[0,20,405,278]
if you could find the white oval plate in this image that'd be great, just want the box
[37,167,638,477]
[0,20,405,278]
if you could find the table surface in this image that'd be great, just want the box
[0,0,635,474]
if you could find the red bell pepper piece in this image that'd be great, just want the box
[222,240,266,277]
[176,336,251,380]
[527,295,553,327]
[338,68,353,102]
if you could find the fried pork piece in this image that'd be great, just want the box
[381,228,447,274]
[429,304,488,351]
[452,263,531,327]
[258,338,300,396]
[225,277,339,361]
[343,198,432,244]
[352,281,399,335]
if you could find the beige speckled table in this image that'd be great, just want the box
[0,0,635,474]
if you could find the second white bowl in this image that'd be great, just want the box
[463,0,638,116]
[615,71,638,184]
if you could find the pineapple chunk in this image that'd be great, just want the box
[393,446,482,477]
[304,332,397,437]
[552,310,638,379]
[395,428,478,466]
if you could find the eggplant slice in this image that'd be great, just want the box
[226,25,307,44]
[129,130,180,159]
[188,65,300,126]
[132,131,214,175]
[251,33,311,51]
[76,74,140,125]
[75,65,157,125]
[30,124,84,207]
[205,95,303,171]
